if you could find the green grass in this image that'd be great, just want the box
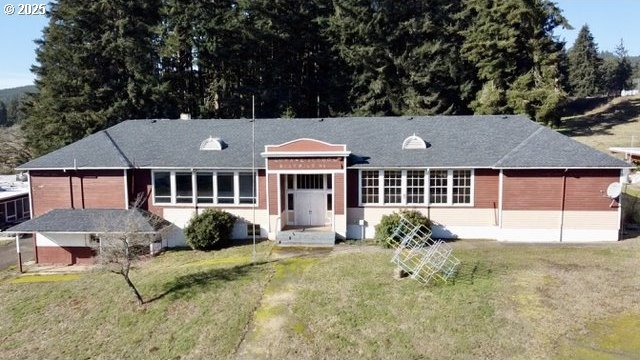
[8,274,82,284]
[1,240,639,359]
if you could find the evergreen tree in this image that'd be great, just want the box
[607,39,633,94]
[23,0,165,156]
[567,25,603,97]
[461,0,568,124]
[0,101,7,127]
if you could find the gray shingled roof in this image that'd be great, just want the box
[17,115,629,170]
[5,209,170,233]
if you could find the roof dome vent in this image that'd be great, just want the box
[200,136,225,151]
[402,134,427,149]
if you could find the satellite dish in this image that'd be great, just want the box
[606,182,622,199]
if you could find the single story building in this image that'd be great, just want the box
[0,175,30,231]
[7,115,630,264]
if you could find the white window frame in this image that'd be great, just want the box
[358,169,474,207]
[152,170,259,207]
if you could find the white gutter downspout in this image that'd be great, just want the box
[123,169,129,209]
[498,170,504,236]
[559,169,568,243]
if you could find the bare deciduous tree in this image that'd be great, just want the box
[92,195,169,305]
[0,126,32,173]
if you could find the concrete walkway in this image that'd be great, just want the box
[0,236,34,271]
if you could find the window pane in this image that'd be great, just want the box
[23,197,30,215]
[296,174,323,189]
[175,172,193,203]
[326,174,332,189]
[16,200,23,219]
[288,193,294,210]
[197,173,213,203]
[407,170,425,204]
[383,171,402,204]
[154,172,171,203]
[287,175,294,189]
[217,173,234,203]
[327,194,332,211]
[6,201,15,216]
[452,170,472,204]
[361,170,379,204]
[239,172,255,204]
[429,170,448,204]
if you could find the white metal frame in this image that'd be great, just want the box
[358,169,475,207]
[151,170,259,207]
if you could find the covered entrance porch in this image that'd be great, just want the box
[262,138,349,245]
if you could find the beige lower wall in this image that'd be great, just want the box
[502,210,619,230]
[163,208,270,244]
[346,207,620,242]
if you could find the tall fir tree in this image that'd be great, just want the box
[23,0,165,156]
[461,0,569,121]
[0,101,7,127]
[567,25,603,97]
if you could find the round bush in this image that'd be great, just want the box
[374,210,431,248]
[184,209,237,250]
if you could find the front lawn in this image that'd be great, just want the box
[1,240,639,359]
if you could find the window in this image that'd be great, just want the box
[287,175,294,189]
[296,174,323,189]
[326,174,332,189]
[154,172,171,203]
[217,173,235,204]
[175,172,193,203]
[361,170,379,204]
[6,201,16,221]
[452,170,472,204]
[0,203,4,223]
[359,169,474,206]
[327,193,333,211]
[429,170,448,204]
[197,172,214,203]
[22,197,30,218]
[384,171,402,204]
[238,172,256,204]
[287,193,294,210]
[406,170,425,204]
[16,199,23,220]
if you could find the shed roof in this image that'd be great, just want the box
[5,209,170,233]
[17,115,630,170]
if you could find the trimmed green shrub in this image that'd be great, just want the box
[184,209,237,250]
[374,210,431,248]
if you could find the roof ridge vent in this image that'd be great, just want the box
[200,136,225,151]
[402,133,427,149]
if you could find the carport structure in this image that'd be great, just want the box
[5,208,171,269]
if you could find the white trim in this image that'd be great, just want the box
[358,169,475,207]
[268,169,345,175]
[27,171,33,219]
[261,151,351,158]
[123,169,129,209]
[151,170,258,207]
[493,166,631,170]
[265,137,347,150]
[8,230,158,235]
[17,167,131,171]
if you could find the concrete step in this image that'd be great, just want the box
[276,230,335,246]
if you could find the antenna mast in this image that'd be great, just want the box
[252,95,257,264]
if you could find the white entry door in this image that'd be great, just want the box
[294,192,325,226]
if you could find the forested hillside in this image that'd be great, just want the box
[20,0,575,157]
[0,85,35,127]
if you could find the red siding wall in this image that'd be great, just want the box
[268,174,278,215]
[335,173,345,215]
[564,169,620,211]
[474,169,499,209]
[37,246,95,265]
[31,170,126,217]
[503,169,619,211]
[128,169,161,216]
